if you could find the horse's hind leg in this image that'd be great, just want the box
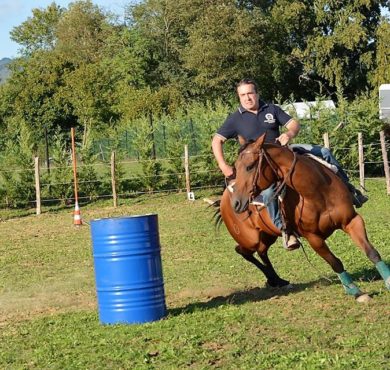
[344,214,381,262]
[235,233,289,288]
[306,233,363,297]
[345,214,390,290]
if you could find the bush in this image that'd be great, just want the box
[0,96,388,209]
[0,132,35,208]
[41,137,73,205]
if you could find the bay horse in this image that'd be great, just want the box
[219,134,390,297]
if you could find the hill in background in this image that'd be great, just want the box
[0,58,12,84]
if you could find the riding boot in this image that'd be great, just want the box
[346,183,368,208]
[282,231,300,251]
[277,191,301,251]
[281,217,300,251]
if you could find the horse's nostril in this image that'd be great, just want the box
[232,196,249,213]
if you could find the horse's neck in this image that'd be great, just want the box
[265,145,295,175]
[265,145,330,193]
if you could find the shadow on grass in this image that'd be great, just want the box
[169,263,390,316]
[350,264,388,283]
[169,279,325,316]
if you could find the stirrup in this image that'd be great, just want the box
[282,232,301,251]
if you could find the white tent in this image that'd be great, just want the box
[379,84,390,121]
[283,100,336,119]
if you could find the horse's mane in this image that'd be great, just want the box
[206,199,224,229]
[238,140,255,154]
[238,140,283,154]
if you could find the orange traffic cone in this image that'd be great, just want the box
[73,201,83,226]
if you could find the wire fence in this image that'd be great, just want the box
[0,132,389,211]
[0,149,224,209]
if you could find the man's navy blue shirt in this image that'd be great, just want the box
[216,100,293,143]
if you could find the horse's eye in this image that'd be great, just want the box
[246,162,256,172]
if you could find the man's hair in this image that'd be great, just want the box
[236,78,258,93]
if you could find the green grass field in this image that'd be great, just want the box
[0,180,389,369]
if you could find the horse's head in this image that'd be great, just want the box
[230,134,277,213]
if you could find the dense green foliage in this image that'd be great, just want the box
[0,182,389,368]
[0,93,388,208]
[0,0,389,208]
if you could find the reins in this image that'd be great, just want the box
[225,145,298,224]
[251,146,298,210]
[255,148,332,281]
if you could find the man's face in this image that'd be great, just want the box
[237,83,259,111]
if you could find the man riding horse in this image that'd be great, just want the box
[212,78,368,250]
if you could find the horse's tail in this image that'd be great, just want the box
[204,198,224,229]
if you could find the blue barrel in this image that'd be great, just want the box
[90,214,167,324]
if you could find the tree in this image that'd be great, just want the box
[262,1,317,99]
[293,0,386,98]
[10,2,64,56]
[1,51,76,149]
[129,0,196,90]
[370,17,390,87]
[55,0,113,65]
[128,0,313,101]
[183,1,270,99]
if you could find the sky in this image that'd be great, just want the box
[1,2,389,60]
[0,0,131,59]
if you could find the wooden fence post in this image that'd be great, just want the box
[380,131,390,195]
[34,157,41,215]
[111,151,118,207]
[323,132,330,149]
[358,132,365,192]
[71,127,83,226]
[184,145,194,200]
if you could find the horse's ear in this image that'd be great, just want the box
[254,133,266,150]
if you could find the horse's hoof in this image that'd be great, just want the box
[266,279,290,289]
[385,277,390,291]
[356,293,372,303]
[266,281,294,290]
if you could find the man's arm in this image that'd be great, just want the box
[211,134,234,178]
[277,119,300,146]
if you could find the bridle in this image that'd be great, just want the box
[241,146,298,205]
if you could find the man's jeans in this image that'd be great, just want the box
[289,144,350,184]
[261,183,283,230]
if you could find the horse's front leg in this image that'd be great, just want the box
[235,232,289,288]
[305,233,364,297]
[257,251,290,288]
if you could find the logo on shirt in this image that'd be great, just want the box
[264,113,275,124]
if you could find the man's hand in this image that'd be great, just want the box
[221,164,234,178]
[277,119,300,146]
[277,133,291,146]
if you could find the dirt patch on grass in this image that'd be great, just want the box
[0,274,96,326]
[172,286,237,301]
[0,302,95,327]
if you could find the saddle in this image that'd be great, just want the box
[290,147,338,173]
